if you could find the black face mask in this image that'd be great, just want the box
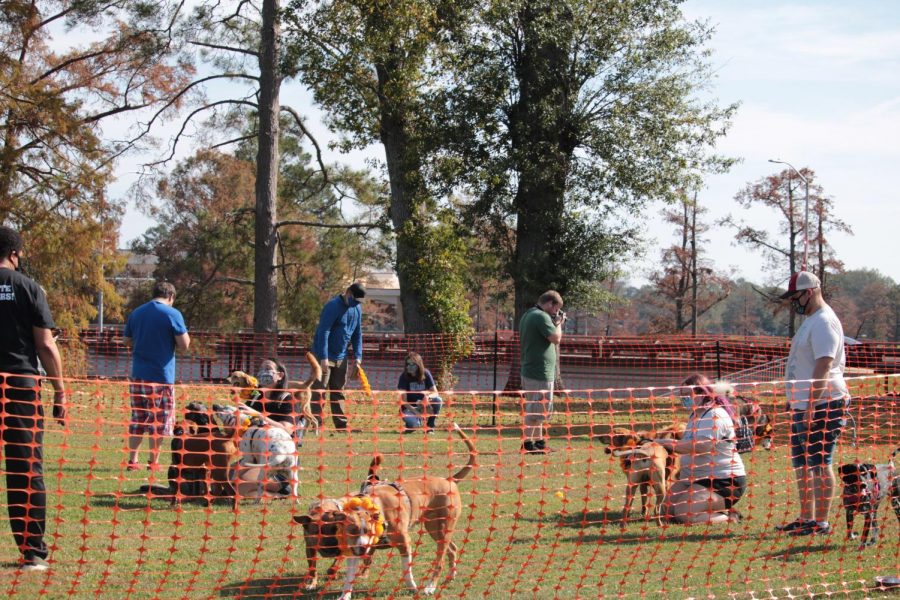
[791,290,811,315]
[12,253,26,275]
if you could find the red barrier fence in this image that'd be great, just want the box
[0,333,895,598]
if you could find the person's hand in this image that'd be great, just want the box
[52,390,68,426]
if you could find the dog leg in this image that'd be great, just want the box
[401,553,418,592]
[860,511,874,547]
[303,547,319,590]
[338,556,361,600]
[640,483,650,520]
[891,485,900,525]
[621,482,636,527]
[845,509,856,541]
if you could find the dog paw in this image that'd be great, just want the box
[338,593,352,600]
[847,532,858,540]
[423,584,437,595]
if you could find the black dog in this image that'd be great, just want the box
[838,456,900,548]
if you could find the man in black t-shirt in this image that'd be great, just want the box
[0,226,68,572]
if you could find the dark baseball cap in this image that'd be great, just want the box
[348,282,367,299]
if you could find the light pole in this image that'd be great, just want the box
[768,158,809,270]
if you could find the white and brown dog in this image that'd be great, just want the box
[293,423,477,599]
[215,352,321,501]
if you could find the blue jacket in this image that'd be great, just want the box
[312,295,363,363]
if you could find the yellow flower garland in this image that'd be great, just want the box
[343,496,385,546]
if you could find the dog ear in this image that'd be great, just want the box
[294,515,313,525]
[595,434,612,446]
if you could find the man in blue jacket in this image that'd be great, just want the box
[311,282,365,432]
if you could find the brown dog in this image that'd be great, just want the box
[168,401,237,502]
[598,428,672,526]
[293,423,477,599]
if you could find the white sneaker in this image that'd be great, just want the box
[20,556,49,572]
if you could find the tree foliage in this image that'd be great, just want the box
[444,0,736,319]
[648,194,731,333]
[284,0,475,354]
[722,167,851,334]
[132,128,388,331]
[0,0,193,328]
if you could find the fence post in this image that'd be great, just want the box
[492,331,498,428]
[716,340,722,380]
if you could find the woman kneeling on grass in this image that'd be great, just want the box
[655,373,747,524]
[397,351,443,434]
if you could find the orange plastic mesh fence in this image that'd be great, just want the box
[0,332,896,598]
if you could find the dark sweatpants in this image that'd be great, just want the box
[311,359,349,430]
[1,375,48,561]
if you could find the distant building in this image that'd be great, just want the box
[358,271,403,332]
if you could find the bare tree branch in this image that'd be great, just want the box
[189,40,260,58]
[276,219,380,230]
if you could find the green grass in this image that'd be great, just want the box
[1,379,898,599]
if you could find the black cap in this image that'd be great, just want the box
[348,282,367,299]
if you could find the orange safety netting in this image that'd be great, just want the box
[0,332,897,598]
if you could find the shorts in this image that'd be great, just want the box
[522,376,554,422]
[790,400,847,469]
[128,382,176,436]
[693,476,747,509]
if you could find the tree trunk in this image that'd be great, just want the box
[253,0,281,334]
[377,67,435,335]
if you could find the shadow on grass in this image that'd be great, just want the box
[757,542,835,561]
[218,575,397,598]
[89,491,235,510]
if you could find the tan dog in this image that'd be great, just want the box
[597,428,672,526]
[293,423,477,599]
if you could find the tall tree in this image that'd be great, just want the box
[283,0,475,345]
[648,194,731,333]
[445,0,735,321]
[829,269,899,342]
[721,167,851,334]
[0,0,192,327]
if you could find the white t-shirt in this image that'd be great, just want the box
[679,406,746,480]
[786,305,849,410]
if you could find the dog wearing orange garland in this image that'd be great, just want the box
[293,423,476,599]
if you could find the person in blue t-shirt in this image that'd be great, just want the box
[123,282,190,471]
[397,351,443,434]
[311,282,365,432]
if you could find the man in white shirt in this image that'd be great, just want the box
[775,271,850,537]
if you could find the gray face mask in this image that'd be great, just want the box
[256,370,278,387]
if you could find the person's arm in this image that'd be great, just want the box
[175,332,190,351]
[33,326,67,425]
[351,307,363,366]
[312,301,337,363]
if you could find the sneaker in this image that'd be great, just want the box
[126,461,139,471]
[20,556,49,572]
[726,509,743,523]
[775,518,813,532]
[522,441,547,455]
[147,461,162,472]
[424,429,434,435]
[789,522,832,537]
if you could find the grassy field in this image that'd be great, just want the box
[1,378,898,599]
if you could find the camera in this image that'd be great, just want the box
[552,310,566,326]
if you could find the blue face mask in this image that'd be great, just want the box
[680,396,696,410]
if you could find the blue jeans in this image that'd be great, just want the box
[401,396,443,431]
[790,400,847,468]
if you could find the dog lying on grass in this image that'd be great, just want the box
[597,428,675,526]
[293,423,477,599]
[838,450,900,548]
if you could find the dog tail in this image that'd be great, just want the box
[297,352,322,433]
[449,423,477,482]
[366,453,383,486]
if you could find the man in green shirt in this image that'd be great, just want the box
[519,290,565,454]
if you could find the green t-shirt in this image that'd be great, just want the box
[519,306,557,382]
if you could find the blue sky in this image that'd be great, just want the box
[114,1,900,288]
[646,0,900,286]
